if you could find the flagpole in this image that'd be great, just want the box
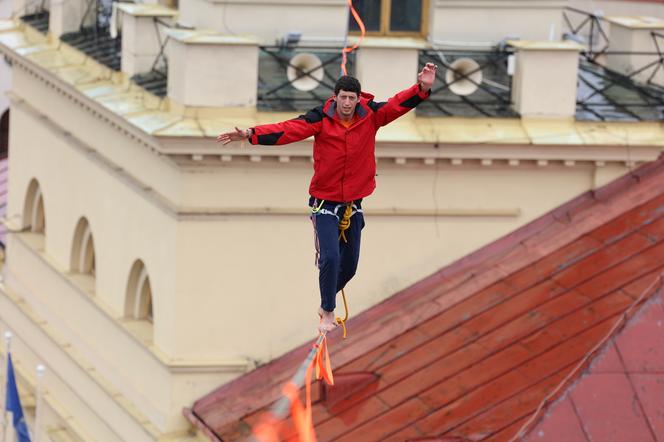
[1,331,12,442]
[34,364,45,442]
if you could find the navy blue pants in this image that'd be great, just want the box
[309,197,364,312]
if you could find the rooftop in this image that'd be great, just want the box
[187,154,664,440]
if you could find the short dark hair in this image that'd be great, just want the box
[334,76,361,96]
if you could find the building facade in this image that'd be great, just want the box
[0,0,662,440]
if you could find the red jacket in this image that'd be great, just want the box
[249,83,430,201]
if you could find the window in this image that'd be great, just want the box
[349,0,429,37]
[70,217,96,276]
[0,110,8,159]
[23,179,45,233]
[125,259,153,323]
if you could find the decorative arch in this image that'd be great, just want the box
[70,217,95,276]
[23,178,45,233]
[125,259,153,323]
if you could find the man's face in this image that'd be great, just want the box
[334,90,359,119]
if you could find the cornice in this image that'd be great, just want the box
[4,44,164,153]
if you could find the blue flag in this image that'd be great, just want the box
[5,353,31,442]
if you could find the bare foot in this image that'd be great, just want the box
[318,309,337,333]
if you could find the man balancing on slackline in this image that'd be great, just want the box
[217,62,437,333]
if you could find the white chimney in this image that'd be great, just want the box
[605,16,664,88]
[166,29,259,108]
[354,37,427,102]
[49,0,93,39]
[509,40,584,118]
[118,4,177,77]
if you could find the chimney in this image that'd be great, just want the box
[118,4,178,77]
[509,40,583,118]
[605,16,664,88]
[49,0,94,39]
[354,37,427,102]
[166,29,259,107]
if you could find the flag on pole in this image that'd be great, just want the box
[5,353,31,442]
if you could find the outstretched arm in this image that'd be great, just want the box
[216,106,324,146]
[371,62,437,127]
[217,127,253,145]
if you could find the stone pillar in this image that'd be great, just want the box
[118,4,177,77]
[166,29,259,107]
[509,40,583,118]
[49,0,93,39]
[354,37,426,101]
[606,16,664,87]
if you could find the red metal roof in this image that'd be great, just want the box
[188,155,664,441]
[525,290,664,442]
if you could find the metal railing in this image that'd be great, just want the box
[417,48,517,118]
[257,46,354,112]
[563,7,610,61]
[17,0,49,34]
[563,7,664,121]
[60,0,121,70]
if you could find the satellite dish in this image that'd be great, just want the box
[287,53,324,91]
[446,58,483,96]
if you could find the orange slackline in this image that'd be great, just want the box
[251,335,334,442]
[341,0,365,76]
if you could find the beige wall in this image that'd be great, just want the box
[3,70,247,436]
[431,0,567,43]
[177,0,348,44]
[571,0,664,16]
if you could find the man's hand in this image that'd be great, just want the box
[417,62,437,92]
[216,127,252,145]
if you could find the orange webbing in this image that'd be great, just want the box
[252,335,335,441]
[314,335,334,386]
[341,0,365,75]
[251,415,282,442]
[283,380,316,442]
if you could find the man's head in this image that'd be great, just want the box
[334,76,361,120]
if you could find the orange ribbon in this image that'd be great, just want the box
[314,334,334,386]
[341,0,366,76]
[253,337,334,442]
